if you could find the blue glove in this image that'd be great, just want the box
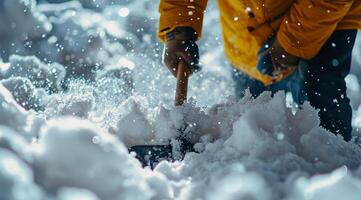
[257,37,276,76]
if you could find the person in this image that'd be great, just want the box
[156,0,361,142]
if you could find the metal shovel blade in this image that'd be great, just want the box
[129,137,195,169]
[129,144,173,168]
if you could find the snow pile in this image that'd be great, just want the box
[3,55,65,92]
[153,92,361,200]
[290,166,361,200]
[0,150,44,200]
[33,117,157,200]
[2,75,361,199]
[0,55,65,111]
[0,85,173,200]
[0,84,30,134]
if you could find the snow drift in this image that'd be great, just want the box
[2,77,361,199]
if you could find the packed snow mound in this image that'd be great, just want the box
[289,166,361,200]
[2,80,361,199]
[153,92,361,200]
[1,77,47,111]
[33,117,158,200]
[0,84,29,134]
[3,55,66,93]
[0,150,44,200]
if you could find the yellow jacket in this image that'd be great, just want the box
[158,0,361,85]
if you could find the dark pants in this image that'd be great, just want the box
[232,30,358,141]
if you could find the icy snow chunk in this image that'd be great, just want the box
[57,188,100,200]
[346,74,361,109]
[290,166,361,200]
[114,97,153,147]
[0,149,44,200]
[144,171,174,200]
[0,82,44,140]
[175,162,272,200]
[45,80,95,119]
[0,126,32,164]
[45,91,94,118]
[224,92,288,152]
[153,106,185,141]
[2,77,48,111]
[4,55,66,93]
[299,127,361,171]
[154,102,221,145]
[34,117,153,200]
[0,84,29,133]
[206,171,271,200]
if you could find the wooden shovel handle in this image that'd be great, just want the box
[175,60,189,106]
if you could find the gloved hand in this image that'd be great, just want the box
[163,27,201,77]
[257,36,299,80]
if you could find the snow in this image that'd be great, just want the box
[0,84,30,135]
[0,0,361,199]
[290,166,361,200]
[4,55,66,92]
[33,117,157,200]
[0,149,44,200]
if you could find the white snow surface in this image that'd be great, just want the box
[1,0,361,200]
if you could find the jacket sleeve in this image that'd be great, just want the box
[277,0,354,59]
[157,0,208,42]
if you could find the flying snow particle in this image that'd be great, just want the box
[118,8,130,17]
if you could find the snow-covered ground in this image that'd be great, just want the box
[1,0,361,199]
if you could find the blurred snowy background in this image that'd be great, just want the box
[1,0,361,200]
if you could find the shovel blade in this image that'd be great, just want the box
[129,144,173,169]
[129,137,195,169]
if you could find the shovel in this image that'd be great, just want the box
[129,60,193,168]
